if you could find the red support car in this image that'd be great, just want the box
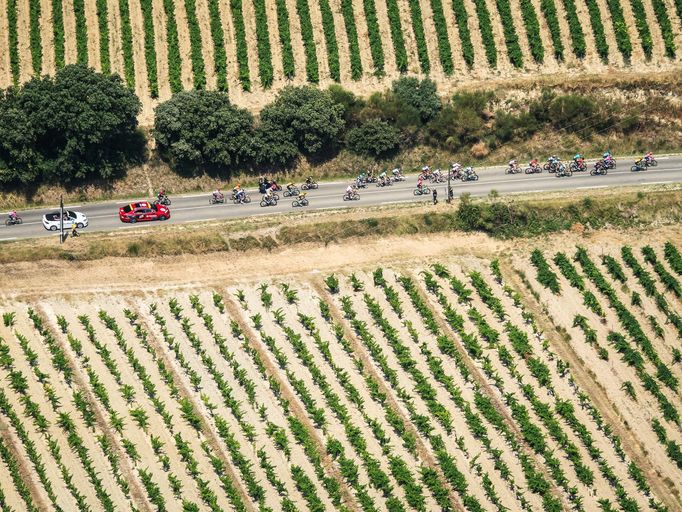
[119,201,171,223]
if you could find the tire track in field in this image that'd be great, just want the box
[38,0,55,73]
[106,0,125,76]
[0,0,11,87]
[660,0,682,56]
[61,0,78,63]
[547,0,577,66]
[639,0,670,63]
[618,0,646,62]
[16,0,33,80]
[83,0,101,69]
[566,0,602,64]
[193,0,216,89]
[128,0,152,121]
[150,0,170,100]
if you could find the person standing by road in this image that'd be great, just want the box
[432,188,438,205]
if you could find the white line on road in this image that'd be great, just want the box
[576,185,608,190]
[0,237,17,241]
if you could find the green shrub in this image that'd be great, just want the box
[318,0,340,81]
[296,0,319,82]
[52,0,65,68]
[451,0,475,66]
[428,0,454,73]
[162,0,182,92]
[340,0,362,79]
[185,0,206,89]
[275,0,295,78]
[407,0,430,73]
[385,0,408,71]
[347,119,401,157]
[392,77,441,122]
[139,0,159,97]
[252,0,273,87]
[208,0,228,90]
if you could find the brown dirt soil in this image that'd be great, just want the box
[170,0,194,89]
[193,0,215,90]
[282,0,307,82]
[0,0,10,88]
[105,0,125,79]
[127,0,152,123]
[394,0,422,74]
[661,0,682,53]
[458,0,490,75]
[327,0,352,82]
[415,0,445,77]
[304,0,331,83]
[438,0,467,72]
[549,0,578,67]
[150,0,170,99]
[215,0,241,93]
[38,0,56,74]
[83,0,101,70]
[263,0,285,86]
[352,0,389,77]
[239,0,263,89]
[480,0,513,72]
[526,0,561,68]
[61,0,78,63]
[16,0,33,81]
[593,0,624,66]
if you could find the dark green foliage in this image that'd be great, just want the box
[185,0,206,89]
[96,0,110,73]
[664,242,682,275]
[362,0,384,74]
[340,0,363,79]
[472,0,498,66]
[429,0,455,73]
[407,0,431,73]
[540,0,564,60]
[296,0,319,82]
[494,0,523,67]
[252,0,273,88]
[560,0,586,58]
[154,91,254,175]
[52,0,65,68]
[531,249,561,293]
[584,0,610,60]
[318,0,341,81]
[275,0,295,78]
[651,0,677,57]
[28,0,42,74]
[628,0,653,59]
[0,66,143,187]
[605,0,633,60]
[118,0,135,87]
[451,0,475,66]
[385,0,408,71]
[73,0,88,65]
[7,0,19,84]
[162,0,182,92]
[230,0,251,90]
[207,0,228,91]
[139,0,159,97]
[347,119,401,158]
[520,0,545,63]
[392,77,441,122]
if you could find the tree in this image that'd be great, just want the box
[391,77,441,122]
[154,90,254,175]
[257,86,345,161]
[0,65,143,187]
[346,119,400,158]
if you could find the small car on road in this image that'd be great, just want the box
[119,201,170,223]
[42,210,89,231]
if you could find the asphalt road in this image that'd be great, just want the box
[2,156,680,242]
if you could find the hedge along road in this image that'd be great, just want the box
[1,155,680,241]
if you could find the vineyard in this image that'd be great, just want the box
[0,235,681,510]
[1,0,681,121]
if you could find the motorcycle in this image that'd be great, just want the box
[413,185,431,196]
[301,180,319,190]
[283,187,300,197]
[343,191,360,201]
[5,216,22,226]
[292,197,309,207]
[570,161,587,172]
[524,165,542,174]
[590,162,608,176]
[233,194,251,204]
[209,195,226,205]
[155,195,171,206]
[260,195,278,207]
[556,166,572,177]
[461,172,479,182]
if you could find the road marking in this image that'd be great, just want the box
[576,185,608,190]
[647,181,675,185]
[0,237,17,241]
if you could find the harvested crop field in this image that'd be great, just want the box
[0,226,681,511]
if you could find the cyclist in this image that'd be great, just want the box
[508,159,519,173]
[8,210,18,222]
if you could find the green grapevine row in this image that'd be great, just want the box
[253,0,274,88]
[651,0,676,57]
[628,0,653,59]
[207,0,228,90]
[664,242,682,275]
[407,0,431,73]
[230,0,251,90]
[340,0,363,79]
[584,0,610,60]
[540,0,564,60]
[118,0,136,87]
[362,0,384,74]
[185,0,206,89]
[275,0,295,78]
[531,249,560,293]
[318,0,341,81]
[560,0,586,58]
[605,0,633,60]
[520,0,545,63]
[7,0,19,84]
[28,0,41,74]
[385,0,408,72]
[472,0,498,66]
[429,0,455,73]
[451,0,475,66]
[162,0,182,92]
[642,246,682,299]
[73,0,88,65]
[495,0,524,67]
[139,0,159,97]
[296,0,319,82]
[52,0,65,68]
[96,0,111,73]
